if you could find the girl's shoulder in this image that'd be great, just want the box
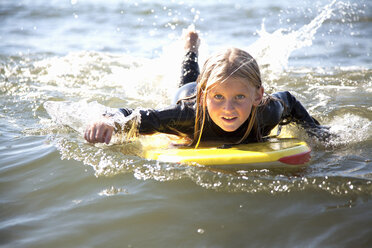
[257,94,284,125]
[259,93,281,107]
[259,91,294,109]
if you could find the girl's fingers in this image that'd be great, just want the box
[95,124,105,143]
[85,128,92,143]
[98,124,113,144]
[85,123,114,144]
[90,125,97,143]
[104,127,113,144]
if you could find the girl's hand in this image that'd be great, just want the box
[84,121,114,144]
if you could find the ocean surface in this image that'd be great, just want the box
[1,0,371,247]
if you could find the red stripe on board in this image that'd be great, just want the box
[278,150,311,165]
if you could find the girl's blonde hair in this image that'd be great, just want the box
[194,47,263,148]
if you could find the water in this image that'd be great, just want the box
[1,0,371,247]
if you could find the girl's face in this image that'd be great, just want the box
[206,78,263,132]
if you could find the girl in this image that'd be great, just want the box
[84,31,328,147]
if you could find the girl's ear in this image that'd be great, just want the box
[253,86,264,106]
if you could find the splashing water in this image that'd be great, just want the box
[44,100,142,144]
[44,101,111,134]
[328,114,372,146]
[248,0,337,78]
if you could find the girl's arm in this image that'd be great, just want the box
[261,91,330,140]
[84,102,195,144]
[124,102,195,136]
[272,91,320,128]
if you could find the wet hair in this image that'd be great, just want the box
[194,47,263,148]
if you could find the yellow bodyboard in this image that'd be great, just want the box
[143,126,311,167]
[144,139,311,166]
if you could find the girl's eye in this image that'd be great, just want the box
[236,94,246,100]
[214,94,224,100]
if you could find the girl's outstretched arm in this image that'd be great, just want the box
[119,102,195,137]
[84,102,195,144]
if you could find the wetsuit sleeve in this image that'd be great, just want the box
[272,91,320,127]
[119,102,195,137]
[260,91,330,140]
[180,51,199,87]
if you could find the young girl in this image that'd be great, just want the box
[84,31,328,147]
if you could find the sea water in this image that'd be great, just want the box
[0,0,371,247]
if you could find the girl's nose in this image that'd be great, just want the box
[223,99,235,111]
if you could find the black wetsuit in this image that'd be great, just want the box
[118,51,326,144]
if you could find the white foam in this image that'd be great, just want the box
[328,113,372,145]
[247,0,337,77]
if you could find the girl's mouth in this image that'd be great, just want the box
[222,116,237,122]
